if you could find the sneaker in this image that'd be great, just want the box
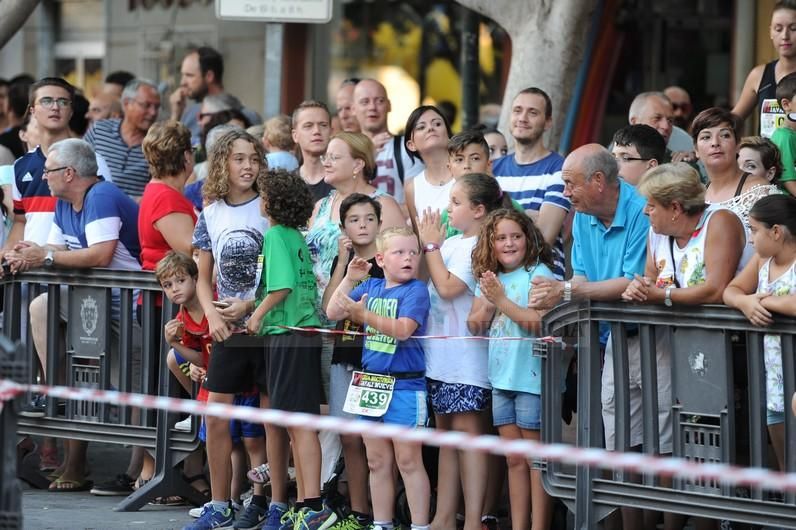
[329,514,368,530]
[90,473,134,496]
[191,501,241,519]
[295,505,338,530]
[278,507,296,530]
[175,416,193,432]
[19,395,46,418]
[234,502,267,529]
[263,504,287,530]
[183,503,234,530]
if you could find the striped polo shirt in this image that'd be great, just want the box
[84,118,149,198]
[493,151,571,279]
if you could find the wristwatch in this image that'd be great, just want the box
[44,249,54,267]
[423,242,440,254]
[563,281,572,302]
[664,285,674,307]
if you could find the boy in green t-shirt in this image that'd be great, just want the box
[246,169,336,530]
[771,72,796,196]
[442,130,523,238]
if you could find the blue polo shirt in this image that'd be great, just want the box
[571,179,648,282]
[571,180,648,343]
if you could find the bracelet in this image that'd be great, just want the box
[563,281,572,302]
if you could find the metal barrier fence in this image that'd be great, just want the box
[2,269,206,511]
[540,301,796,529]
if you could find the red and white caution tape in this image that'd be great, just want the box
[2,378,795,492]
[277,325,563,343]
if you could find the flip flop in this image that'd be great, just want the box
[48,477,94,492]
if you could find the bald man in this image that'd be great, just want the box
[336,79,360,133]
[85,93,123,125]
[663,85,693,130]
[628,91,695,160]
[352,78,423,206]
[529,143,671,529]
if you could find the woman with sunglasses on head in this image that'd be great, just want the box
[733,0,796,136]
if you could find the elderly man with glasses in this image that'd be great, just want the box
[84,78,161,200]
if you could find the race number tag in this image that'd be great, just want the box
[343,371,395,417]
[760,98,785,138]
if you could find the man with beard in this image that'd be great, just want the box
[169,46,259,146]
[493,87,570,279]
[663,85,694,130]
[84,79,160,199]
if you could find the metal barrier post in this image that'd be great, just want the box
[574,309,603,529]
[0,336,26,530]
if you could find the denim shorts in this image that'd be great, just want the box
[768,409,785,426]
[361,388,428,428]
[491,388,541,430]
[199,393,265,443]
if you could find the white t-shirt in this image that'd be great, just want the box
[371,135,424,205]
[413,170,454,216]
[423,234,490,388]
[192,195,268,302]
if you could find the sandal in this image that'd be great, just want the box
[134,477,150,491]
[149,494,187,506]
[184,473,211,498]
[247,463,270,484]
[48,477,93,492]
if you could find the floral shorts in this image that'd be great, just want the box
[427,378,490,414]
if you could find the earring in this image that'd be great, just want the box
[671,216,675,221]
[352,172,357,180]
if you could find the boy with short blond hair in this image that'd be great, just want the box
[327,226,431,530]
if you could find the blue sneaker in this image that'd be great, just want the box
[295,505,338,530]
[264,504,287,530]
[183,503,234,530]
[278,506,296,530]
[234,502,267,530]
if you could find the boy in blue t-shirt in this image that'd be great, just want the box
[326,226,431,530]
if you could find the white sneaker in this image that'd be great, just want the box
[189,501,240,518]
[174,416,192,432]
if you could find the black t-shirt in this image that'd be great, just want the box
[329,252,384,367]
[0,126,24,160]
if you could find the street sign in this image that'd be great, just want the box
[215,0,333,24]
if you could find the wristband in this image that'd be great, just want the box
[563,281,572,302]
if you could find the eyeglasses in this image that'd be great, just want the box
[133,100,160,111]
[613,155,650,163]
[671,102,691,112]
[198,112,215,121]
[320,154,345,164]
[42,166,69,176]
[37,97,71,109]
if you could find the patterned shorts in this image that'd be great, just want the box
[427,378,490,414]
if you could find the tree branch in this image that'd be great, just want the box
[0,0,41,50]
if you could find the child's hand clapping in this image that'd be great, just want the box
[346,256,372,282]
[480,271,505,305]
[337,234,353,260]
[418,208,444,247]
[337,293,368,324]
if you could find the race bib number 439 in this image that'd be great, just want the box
[343,371,395,417]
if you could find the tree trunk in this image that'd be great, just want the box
[454,0,599,151]
[0,0,41,51]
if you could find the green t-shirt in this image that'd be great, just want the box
[255,224,321,335]
[772,126,796,186]
[440,197,525,239]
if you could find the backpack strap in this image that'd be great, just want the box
[393,134,405,184]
